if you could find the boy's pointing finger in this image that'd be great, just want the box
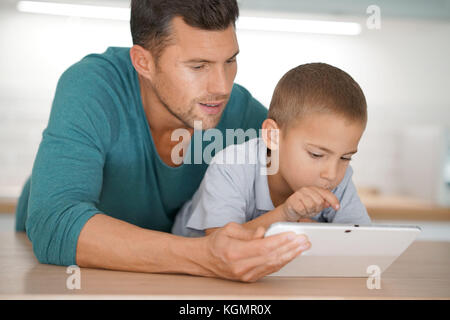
[313,187,340,210]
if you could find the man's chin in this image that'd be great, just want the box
[193,118,222,130]
[188,113,223,130]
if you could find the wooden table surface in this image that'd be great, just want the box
[0,232,449,300]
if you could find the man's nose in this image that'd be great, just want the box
[207,66,229,96]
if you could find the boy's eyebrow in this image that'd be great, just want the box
[306,143,358,155]
[183,50,240,64]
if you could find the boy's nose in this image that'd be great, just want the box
[320,165,337,182]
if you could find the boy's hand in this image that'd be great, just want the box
[297,218,318,223]
[281,186,340,222]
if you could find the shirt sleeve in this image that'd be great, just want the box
[185,154,249,232]
[317,165,372,225]
[25,62,114,266]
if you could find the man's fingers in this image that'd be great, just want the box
[235,238,311,282]
[230,231,307,261]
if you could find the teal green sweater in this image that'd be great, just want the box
[15,47,267,266]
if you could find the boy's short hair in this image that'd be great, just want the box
[268,63,367,131]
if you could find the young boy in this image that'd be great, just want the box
[172,63,371,237]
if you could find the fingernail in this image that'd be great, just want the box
[297,242,311,251]
[287,233,296,241]
[335,204,340,210]
[296,235,307,244]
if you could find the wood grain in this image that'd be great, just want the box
[1,232,449,299]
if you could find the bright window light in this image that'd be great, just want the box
[16,1,130,21]
[237,17,362,36]
[16,1,361,36]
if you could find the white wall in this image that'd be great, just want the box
[235,16,450,200]
[0,6,449,202]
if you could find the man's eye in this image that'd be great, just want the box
[226,58,236,64]
[341,157,352,161]
[191,65,205,70]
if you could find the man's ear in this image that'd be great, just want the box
[129,45,156,81]
[261,118,280,151]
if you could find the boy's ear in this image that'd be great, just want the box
[130,45,156,81]
[261,119,280,151]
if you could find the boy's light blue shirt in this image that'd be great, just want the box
[172,138,372,237]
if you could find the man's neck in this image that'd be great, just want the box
[138,75,193,167]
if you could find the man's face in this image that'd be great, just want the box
[277,113,365,192]
[150,17,239,129]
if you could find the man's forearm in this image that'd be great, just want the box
[76,213,214,276]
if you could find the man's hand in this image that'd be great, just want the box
[282,186,340,222]
[204,222,310,282]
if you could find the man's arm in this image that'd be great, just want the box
[77,214,311,282]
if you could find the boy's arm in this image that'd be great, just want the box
[242,205,287,231]
[205,206,285,235]
[205,205,317,236]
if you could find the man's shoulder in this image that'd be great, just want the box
[222,83,268,131]
[51,48,133,141]
[60,47,133,87]
[229,83,263,109]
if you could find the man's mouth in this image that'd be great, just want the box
[198,101,225,115]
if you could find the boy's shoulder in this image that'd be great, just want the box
[211,137,262,166]
[203,138,265,193]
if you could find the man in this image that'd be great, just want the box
[15,0,310,282]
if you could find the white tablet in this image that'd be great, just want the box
[264,222,421,277]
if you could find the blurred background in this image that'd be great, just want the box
[0,0,449,239]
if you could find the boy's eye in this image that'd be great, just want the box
[309,152,323,159]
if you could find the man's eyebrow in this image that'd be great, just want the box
[306,143,358,155]
[183,50,240,63]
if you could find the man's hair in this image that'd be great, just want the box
[268,63,367,131]
[130,0,239,62]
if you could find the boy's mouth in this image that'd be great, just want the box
[320,185,334,191]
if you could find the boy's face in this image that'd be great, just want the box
[276,113,365,192]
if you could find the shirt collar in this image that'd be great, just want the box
[254,138,275,211]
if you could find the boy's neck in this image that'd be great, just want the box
[267,168,293,208]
